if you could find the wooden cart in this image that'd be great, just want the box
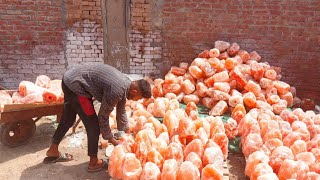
[0,98,64,147]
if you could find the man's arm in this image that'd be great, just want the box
[98,92,117,141]
[116,93,129,132]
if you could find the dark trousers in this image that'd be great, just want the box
[52,81,100,156]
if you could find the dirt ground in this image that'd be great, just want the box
[0,117,247,180]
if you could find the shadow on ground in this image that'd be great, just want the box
[20,161,110,180]
[228,153,248,180]
[0,121,55,163]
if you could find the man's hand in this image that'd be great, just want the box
[109,137,119,146]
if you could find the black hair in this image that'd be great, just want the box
[137,79,152,98]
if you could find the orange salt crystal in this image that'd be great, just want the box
[228,95,243,107]
[177,161,200,180]
[280,91,293,107]
[229,66,248,89]
[242,133,263,158]
[199,61,215,77]
[231,104,246,123]
[198,50,210,58]
[164,142,184,164]
[224,118,238,139]
[202,146,224,168]
[178,117,196,142]
[201,164,223,180]
[227,42,240,56]
[208,48,220,58]
[212,71,229,82]
[152,85,164,98]
[171,66,186,76]
[203,76,215,87]
[244,80,261,96]
[161,159,179,180]
[212,132,229,159]
[273,80,290,95]
[238,50,250,62]
[245,151,269,177]
[152,138,168,158]
[250,62,264,81]
[181,79,196,95]
[162,83,182,95]
[263,129,282,142]
[250,163,274,180]
[207,89,230,101]
[146,148,164,171]
[267,94,280,105]
[215,40,230,52]
[264,138,283,153]
[269,146,294,174]
[202,97,216,109]
[209,100,228,116]
[122,153,143,180]
[196,82,208,97]
[213,82,230,93]
[179,62,189,70]
[189,65,204,80]
[272,99,288,115]
[195,127,209,145]
[296,152,316,166]
[243,92,257,109]
[163,110,179,138]
[259,77,273,89]
[184,139,204,159]
[256,173,279,180]
[225,57,237,70]
[185,102,197,116]
[264,69,277,80]
[140,162,161,180]
[108,145,127,179]
[183,94,200,105]
[185,152,203,172]
[249,51,261,61]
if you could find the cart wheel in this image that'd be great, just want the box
[0,119,36,147]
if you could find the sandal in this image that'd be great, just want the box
[87,159,107,173]
[43,153,73,164]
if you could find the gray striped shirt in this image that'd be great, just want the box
[63,64,131,140]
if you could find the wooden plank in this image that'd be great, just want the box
[3,103,63,112]
[0,104,63,123]
[223,160,230,180]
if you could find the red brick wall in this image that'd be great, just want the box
[0,0,66,88]
[162,1,320,103]
[0,0,103,89]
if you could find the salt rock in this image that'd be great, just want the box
[152,138,168,158]
[283,131,302,147]
[164,142,184,164]
[185,152,203,172]
[201,164,223,180]
[250,163,274,180]
[161,159,179,180]
[228,95,244,108]
[183,94,200,105]
[178,117,196,142]
[257,173,279,180]
[212,132,228,159]
[140,162,161,180]
[146,148,164,170]
[202,146,224,168]
[163,110,179,138]
[108,145,127,179]
[278,159,309,180]
[296,152,316,166]
[278,120,292,139]
[245,151,270,177]
[122,153,142,180]
[195,127,209,145]
[209,100,228,116]
[231,104,246,123]
[224,118,238,139]
[264,138,283,153]
[269,146,294,174]
[184,139,204,159]
[177,161,200,180]
[242,133,263,158]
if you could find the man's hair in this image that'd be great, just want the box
[137,79,152,98]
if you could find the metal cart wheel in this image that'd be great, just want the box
[0,119,36,147]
